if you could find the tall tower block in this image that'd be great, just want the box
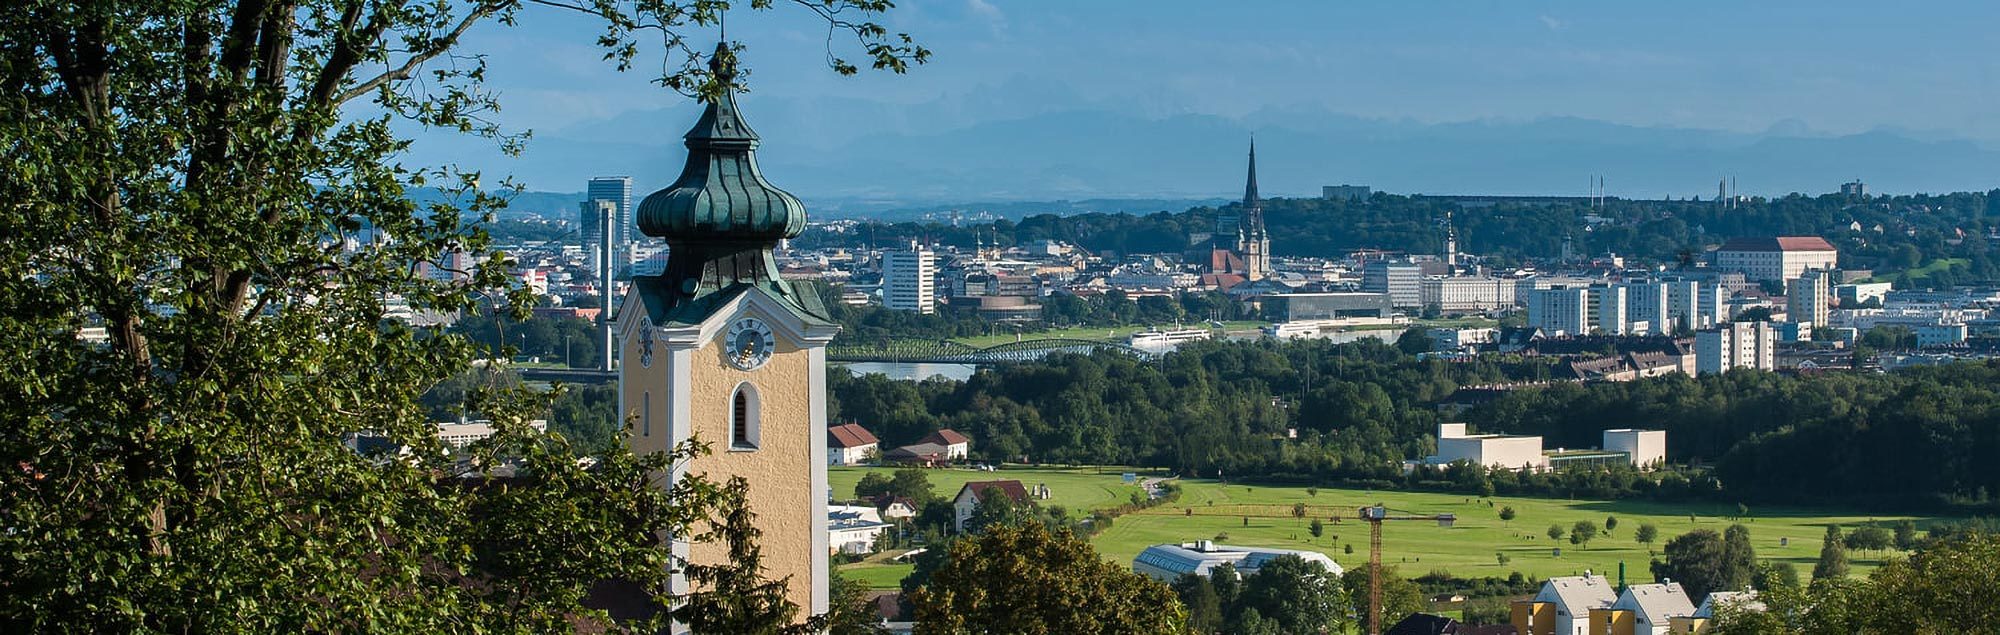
[618,42,837,625]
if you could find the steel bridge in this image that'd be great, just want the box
[827,338,1158,364]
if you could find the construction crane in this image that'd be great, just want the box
[1357,505,1456,635]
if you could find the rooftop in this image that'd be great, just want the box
[1716,236,1838,252]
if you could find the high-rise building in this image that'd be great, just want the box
[1696,321,1776,375]
[619,43,835,623]
[1621,281,1670,335]
[1787,269,1832,327]
[579,199,617,276]
[1362,261,1422,309]
[587,175,633,252]
[883,242,937,314]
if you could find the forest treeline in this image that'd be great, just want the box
[794,191,2000,281]
[829,338,2000,513]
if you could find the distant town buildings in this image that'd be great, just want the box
[586,175,633,254]
[1787,269,1833,327]
[883,241,938,314]
[1711,236,1839,282]
[1363,261,1423,308]
[1322,184,1371,201]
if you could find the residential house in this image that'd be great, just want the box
[1512,574,1618,635]
[1592,582,1696,635]
[828,504,893,554]
[828,423,879,466]
[884,442,952,467]
[871,495,919,520]
[1387,613,1466,635]
[952,480,1029,532]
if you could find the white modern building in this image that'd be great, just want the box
[1602,429,1667,469]
[1427,423,1549,471]
[1695,321,1777,374]
[828,504,893,554]
[586,176,633,250]
[1131,541,1343,582]
[882,242,937,314]
[1362,261,1423,309]
[1527,286,1629,336]
[1712,236,1839,282]
[436,419,548,450]
[1788,269,1833,327]
[1420,276,1518,313]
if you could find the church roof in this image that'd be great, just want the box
[628,42,831,329]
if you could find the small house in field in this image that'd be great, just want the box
[827,423,879,466]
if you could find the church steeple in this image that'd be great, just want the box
[1236,137,1271,281]
[632,41,828,327]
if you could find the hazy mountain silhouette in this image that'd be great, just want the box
[434,102,2000,212]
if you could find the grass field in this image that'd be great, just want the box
[1862,257,1969,285]
[835,466,1940,589]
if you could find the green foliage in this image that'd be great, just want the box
[0,0,925,629]
[1237,555,1351,635]
[827,569,888,635]
[1843,525,1893,552]
[1548,524,1566,541]
[1569,520,1599,548]
[1714,533,2000,633]
[673,477,825,635]
[1499,506,1516,523]
[1635,523,1659,546]
[1343,565,1424,635]
[1815,526,1851,580]
[1651,526,1756,601]
[1604,515,1618,534]
[906,522,1186,635]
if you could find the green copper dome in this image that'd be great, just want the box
[636,47,806,242]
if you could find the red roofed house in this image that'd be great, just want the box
[919,428,971,460]
[827,423,879,466]
[953,480,1030,532]
[1711,236,1838,282]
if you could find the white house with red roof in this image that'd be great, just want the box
[952,480,1028,532]
[827,423,879,466]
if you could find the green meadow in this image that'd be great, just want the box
[831,466,1934,589]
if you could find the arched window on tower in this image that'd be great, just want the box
[730,383,760,450]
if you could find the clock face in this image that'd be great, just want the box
[725,317,776,371]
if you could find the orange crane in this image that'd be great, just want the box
[1357,505,1456,635]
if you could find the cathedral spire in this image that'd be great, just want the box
[1244,137,1260,211]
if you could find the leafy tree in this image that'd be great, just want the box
[1814,525,1850,580]
[1604,516,1618,534]
[1396,327,1433,356]
[1169,574,1223,634]
[1237,555,1350,635]
[1499,506,1516,524]
[0,0,922,630]
[1844,525,1893,553]
[1853,532,2000,632]
[1342,565,1423,635]
[1635,523,1659,548]
[889,468,942,504]
[1570,520,1599,549]
[907,522,1186,635]
[1548,524,1566,542]
[963,488,1029,535]
[855,472,896,501]
[1309,518,1325,540]
[828,569,888,635]
[1719,524,1758,595]
[1652,529,1736,601]
[1893,520,1919,550]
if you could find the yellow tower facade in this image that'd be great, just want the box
[618,41,839,628]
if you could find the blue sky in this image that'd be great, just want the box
[410,1,2000,199]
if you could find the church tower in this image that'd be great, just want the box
[618,42,837,622]
[1237,140,1272,281]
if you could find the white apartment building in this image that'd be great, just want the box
[1527,286,1629,336]
[1622,282,1670,335]
[1787,269,1833,326]
[882,242,937,314]
[1695,321,1776,374]
[1661,279,1730,331]
[1419,276,1517,312]
[1712,236,1839,282]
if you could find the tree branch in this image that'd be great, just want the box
[334,2,500,106]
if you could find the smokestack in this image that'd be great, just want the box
[600,204,615,373]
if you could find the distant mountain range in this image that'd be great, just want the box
[406,100,2000,215]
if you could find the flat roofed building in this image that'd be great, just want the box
[1712,236,1838,282]
[1363,262,1423,308]
[1695,321,1776,374]
[1602,429,1667,469]
[1421,276,1518,313]
[437,419,548,449]
[1427,422,1548,471]
[1263,292,1394,321]
[1131,541,1343,582]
